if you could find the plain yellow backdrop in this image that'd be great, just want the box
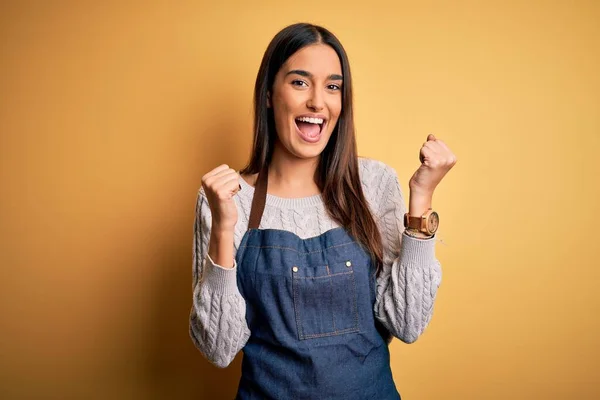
[1,1,598,399]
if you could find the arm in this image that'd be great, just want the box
[373,167,443,344]
[189,188,251,368]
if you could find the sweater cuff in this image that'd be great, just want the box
[202,254,240,296]
[400,231,437,265]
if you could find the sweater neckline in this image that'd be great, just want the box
[238,173,323,209]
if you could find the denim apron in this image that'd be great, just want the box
[234,165,401,400]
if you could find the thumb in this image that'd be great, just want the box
[427,133,436,141]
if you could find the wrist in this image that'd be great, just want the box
[408,181,434,196]
[211,224,235,237]
[408,191,433,217]
[209,228,235,268]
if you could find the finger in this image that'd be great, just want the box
[211,168,238,182]
[204,168,237,187]
[427,133,437,141]
[214,172,240,190]
[204,164,230,179]
[435,139,451,153]
[423,141,442,155]
[429,140,455,163]
[419,146,436,165]
[218,175,242,198]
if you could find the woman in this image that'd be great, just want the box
[189,22,456,399]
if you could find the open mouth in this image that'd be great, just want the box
[294,116,326,142]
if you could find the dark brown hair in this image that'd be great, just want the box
[240,23,383,275]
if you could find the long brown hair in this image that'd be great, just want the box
[240,23,384,275]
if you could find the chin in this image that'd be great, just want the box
[290,134,330,159]
[294,147,324,160]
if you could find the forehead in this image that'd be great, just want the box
[282,44,342,76]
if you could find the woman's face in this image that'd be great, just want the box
[269,43,343,160]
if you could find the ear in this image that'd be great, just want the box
[267,91,271,108]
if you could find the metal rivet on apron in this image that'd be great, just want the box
[346,261,352,267]
[292,266,298,272]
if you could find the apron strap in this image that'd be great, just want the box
[248,164,268,230]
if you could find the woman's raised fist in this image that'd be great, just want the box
[201,164,241,232]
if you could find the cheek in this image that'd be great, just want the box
[273,92,296,121]
[331,97,342,118]
[271,98,289,125]
[329,104,342,126]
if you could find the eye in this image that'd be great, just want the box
[291,80,308,87]
[327,84,341,91]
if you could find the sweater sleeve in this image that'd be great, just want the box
[373,166,443,344]
[188,188,251,368]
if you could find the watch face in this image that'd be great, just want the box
[427,212,439,233]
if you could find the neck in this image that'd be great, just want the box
[267,143,320,198]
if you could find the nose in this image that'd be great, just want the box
[307,88,324,111]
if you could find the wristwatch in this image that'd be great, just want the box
[403,208,439,236]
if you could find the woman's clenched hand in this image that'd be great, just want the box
[201,164,241,233]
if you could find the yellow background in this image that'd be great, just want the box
[1,1,599,399]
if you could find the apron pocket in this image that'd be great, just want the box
[292,260,359,340]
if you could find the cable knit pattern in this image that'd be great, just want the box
[189,157,443,368]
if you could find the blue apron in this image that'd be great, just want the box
[234,165,401,400]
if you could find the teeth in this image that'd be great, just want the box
[296,116,324,124]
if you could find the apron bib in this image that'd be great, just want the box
[234,165,401,400]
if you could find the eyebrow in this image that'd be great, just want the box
[286,69,343,81]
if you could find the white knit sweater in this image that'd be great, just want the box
[189,157,443,368]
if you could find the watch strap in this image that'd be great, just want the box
[404,208,433,230]
[405,215,423,230]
